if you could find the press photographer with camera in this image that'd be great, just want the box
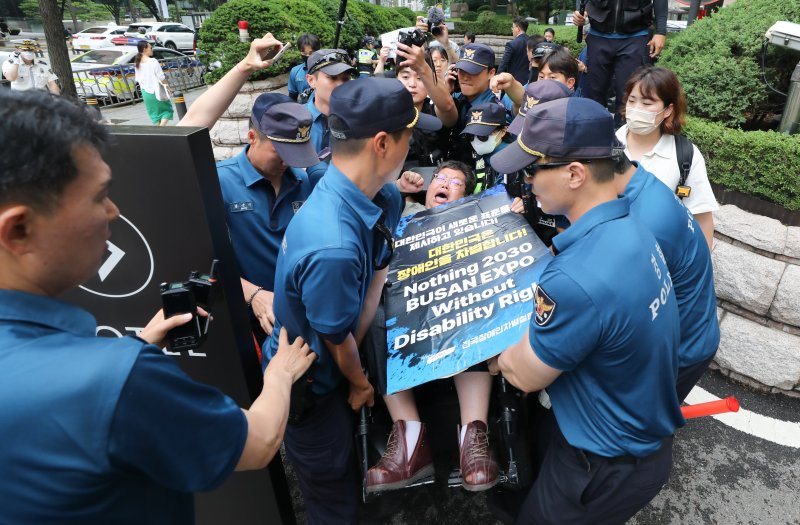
[416,6,459,63]
[0,89,316,523]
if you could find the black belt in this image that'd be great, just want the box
[573,437,671,471]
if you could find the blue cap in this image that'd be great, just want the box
[491,98,615,174]
[250,93,320,168]
[456,43,495,75]
[329,78,442,140]
[461,102,507,137]
[507,80,571,136]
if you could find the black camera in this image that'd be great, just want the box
[159,259,218,351]
[398,28,426,48]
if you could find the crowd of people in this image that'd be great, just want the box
[0,0,723,523]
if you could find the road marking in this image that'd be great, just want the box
[686,387,800,448]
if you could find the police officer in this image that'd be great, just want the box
[460,102,513,193]
[611,151,719,402]
[356,36,379,78]
[446,43,512,166]
[262,78,442,524]
[288,33,321,101]
[304,49,356,160]
[489,97,683,524]
[573,0,668,121]
[216,93,323,339]
[2,47,60,94]
[0,88,315,523]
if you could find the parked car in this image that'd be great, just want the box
[123,22,196,52]
[72,25,127,51]
[71,45,203,103]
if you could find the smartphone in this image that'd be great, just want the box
[265,42,292,64]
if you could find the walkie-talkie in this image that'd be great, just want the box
[160,259,218,351]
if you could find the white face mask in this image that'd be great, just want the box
[471,131,501,156]
[20,51,35,61]
[625,106,666,135]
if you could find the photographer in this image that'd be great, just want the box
[0,89,316,523]
[416,7,459,63]
[2,47,59,94]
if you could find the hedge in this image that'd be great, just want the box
[684,117,800,211]
[658,0,800,127]
[199,0,415,83]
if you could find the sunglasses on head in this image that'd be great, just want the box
[522,159,594,180]
[308,52,350,74]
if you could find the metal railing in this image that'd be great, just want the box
[72,55,205,108]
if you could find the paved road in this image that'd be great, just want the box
[284,369,800,524]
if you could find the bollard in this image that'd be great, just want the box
[173,90,187,120]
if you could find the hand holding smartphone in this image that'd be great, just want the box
[265,41,292,65]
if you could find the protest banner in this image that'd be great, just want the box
[385,186,553,394]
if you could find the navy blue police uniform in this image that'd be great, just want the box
[262,77,442,524]
[304,49,356,160]
[622,162,720,400]
[490,97,683,525]
[0,291,246,524]
[216,93,325,338]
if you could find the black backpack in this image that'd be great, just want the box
[674,133,694,200]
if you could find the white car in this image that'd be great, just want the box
[72,25,127,51]
[124,22,196,51]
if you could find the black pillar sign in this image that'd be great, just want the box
[385,186,553,394]
[62,127,294,525]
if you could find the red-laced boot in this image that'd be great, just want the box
[366,420,434,494]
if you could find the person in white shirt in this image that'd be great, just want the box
[2,49,60,94]
[616,66,718,249]
[133,41,173,126]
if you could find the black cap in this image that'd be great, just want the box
[491,98,615,174]
[532,41,560,59]
[455,43,495,74]
[250,93,319,168]
[307,48,355,76]
[329,78,442,140]
[461,102,507,137]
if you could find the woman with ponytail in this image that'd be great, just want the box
[134,41,173,126]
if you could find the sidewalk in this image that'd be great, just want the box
[100,85,209,125]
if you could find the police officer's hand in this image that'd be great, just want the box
[239,32,282,75]
[487,356,501,376]
[397,170,424,193]
[572,11,586,26]
[267,328,316,383]
[648,34,666,58]
[252,289,276,336]
[139,307,210,347]
[348,380,374,411]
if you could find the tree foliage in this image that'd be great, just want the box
[658,0,800,127]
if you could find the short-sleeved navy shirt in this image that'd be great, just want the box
[288,63,309,98]
[305,92,330,156]
[624,163,720,367]
[0,290,247,524]
[217,147,324,290]
[264,163,403,394]
[531,198,684,458]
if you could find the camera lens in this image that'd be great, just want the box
[432,25,443,36]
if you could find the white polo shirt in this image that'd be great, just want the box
[2,59,58,92]
[616,125,719,216]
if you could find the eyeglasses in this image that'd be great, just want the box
[522,160,594,180]
[308,52,350,75]
[433,173,465,188]
[373,216,395,271]
[464,133,496,142]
